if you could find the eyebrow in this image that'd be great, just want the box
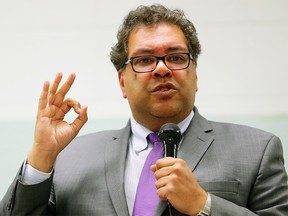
[166,46,188,52]
[130,46,188,57]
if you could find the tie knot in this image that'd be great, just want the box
[147,132,160,145]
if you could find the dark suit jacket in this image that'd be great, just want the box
[1,107,288,215]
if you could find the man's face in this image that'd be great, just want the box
[118,23,198,131]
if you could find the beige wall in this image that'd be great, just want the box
[0,0,287,119]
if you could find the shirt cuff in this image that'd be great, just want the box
[197,192,211,216]
[20,161,53,185]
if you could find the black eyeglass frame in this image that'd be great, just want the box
[124,52,193,73]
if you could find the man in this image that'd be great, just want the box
[1,4,287,216]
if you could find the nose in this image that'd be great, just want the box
[151,60,172,78]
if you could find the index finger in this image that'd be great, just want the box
[155,157,179,169]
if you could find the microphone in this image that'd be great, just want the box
[158,123,182,158]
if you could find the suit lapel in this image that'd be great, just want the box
[178,108,214,171]
[105,123,131,216]
[155,107,214,216]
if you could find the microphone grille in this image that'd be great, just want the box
[158,123,182,144]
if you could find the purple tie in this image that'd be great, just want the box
[132,133,163,216]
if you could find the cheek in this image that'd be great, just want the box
[195,73,198,92]
[121,73,147,99]
[191,78,198,93]
[175,72,198,95]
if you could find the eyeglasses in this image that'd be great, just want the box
[125,52,192,73]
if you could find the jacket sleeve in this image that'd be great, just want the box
[0,167,55,216]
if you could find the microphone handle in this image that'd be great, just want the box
[163,139,178,158]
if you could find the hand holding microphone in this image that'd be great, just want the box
[152,123,208,216]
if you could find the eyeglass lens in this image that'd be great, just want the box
[132,53,190,73]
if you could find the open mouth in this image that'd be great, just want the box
[152,83,176,92]
[151,83,177,98]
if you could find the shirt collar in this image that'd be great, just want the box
[130,117,152,152]
[130,110,194,152]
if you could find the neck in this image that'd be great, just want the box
[133,109,193,132]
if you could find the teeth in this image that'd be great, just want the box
[160,88,169,91]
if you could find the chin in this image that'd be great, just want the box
[151,109,180,119]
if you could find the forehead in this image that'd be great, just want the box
[127,23,188,56]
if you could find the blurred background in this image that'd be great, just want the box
[0,0,287,198]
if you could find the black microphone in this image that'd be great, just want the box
[158,123,182,158]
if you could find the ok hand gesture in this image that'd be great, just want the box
[27,73,88,173]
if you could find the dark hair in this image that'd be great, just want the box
[110,4,201,71]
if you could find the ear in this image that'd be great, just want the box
[118,70,127,98]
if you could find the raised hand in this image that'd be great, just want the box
[27,73,88,173]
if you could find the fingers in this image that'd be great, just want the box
[37,73,86,124]
[153,157,180,179]
[54,73,76,106]
[57,98,81,118]
[152,158,191,198]
[71,104,88,133]
[38,80,50,112]
[48,72,63,105]
[48,72,76,106]
[153,158,179,191]
[56,98,88,133]
[156,181,170,200]
[38,72,75,111]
